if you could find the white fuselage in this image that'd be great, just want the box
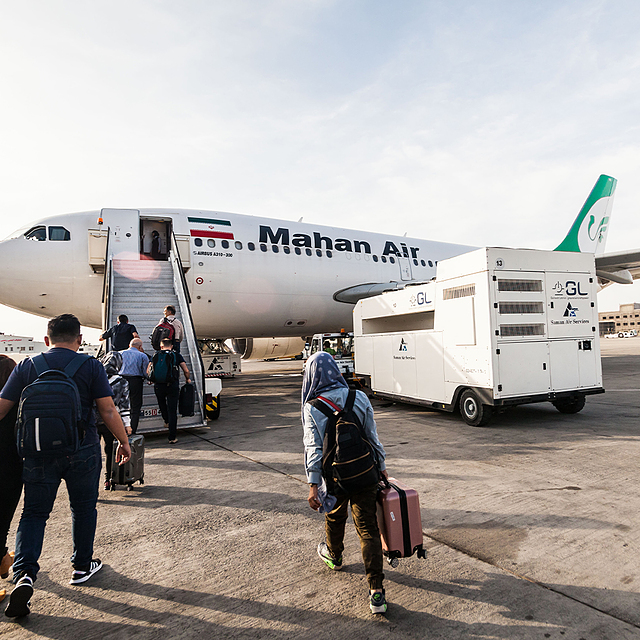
[0,208,475,338]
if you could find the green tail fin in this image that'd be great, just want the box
[555,174,617,255]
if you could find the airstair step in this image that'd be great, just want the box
[107,256,207,433]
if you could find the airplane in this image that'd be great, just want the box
[0,174,638,359]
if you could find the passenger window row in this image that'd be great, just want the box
[193,236,433,267]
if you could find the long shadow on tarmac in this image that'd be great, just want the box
[98,484,315,520]
[17,563,638,640]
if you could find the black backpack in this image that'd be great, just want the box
[309,389,380,495]
[149,350,179,384]
[16,353,89,458]
[150,320,175,351]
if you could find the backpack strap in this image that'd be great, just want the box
[32,352,89,378]
[308,399,335,419]
[31,354,50,377]
[63,353,91,379]
[344,389,356,413]
[315,396,342,413]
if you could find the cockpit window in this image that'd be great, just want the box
[24,226,47,241]
[48,226,71,241]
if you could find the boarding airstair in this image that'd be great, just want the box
[101,231,207,434]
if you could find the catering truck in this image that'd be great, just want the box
[353,247,603,426]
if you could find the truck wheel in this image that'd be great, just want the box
[459,389,493,427]
[206,394,221,420]
[552,395,586,414]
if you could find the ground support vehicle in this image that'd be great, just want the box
[199,339,241,378]
[304,332,355,379]
[353,248,604,426]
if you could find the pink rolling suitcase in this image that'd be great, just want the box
[377,477,427,567]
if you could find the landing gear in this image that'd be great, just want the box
[459,389,493,427]
[552,395,586,414]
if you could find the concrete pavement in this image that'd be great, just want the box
[1,338,640,638]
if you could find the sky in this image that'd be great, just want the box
[1,0,640,342]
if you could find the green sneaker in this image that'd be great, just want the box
[370,589,388,614]
[317,542,343,571]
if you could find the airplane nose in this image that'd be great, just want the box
[0,235,22,310]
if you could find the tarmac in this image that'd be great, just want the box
[1,337,640,639]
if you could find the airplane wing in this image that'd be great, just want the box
[595,250,640,286]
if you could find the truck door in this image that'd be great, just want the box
[100,209,140,257]
[497,342,550,396]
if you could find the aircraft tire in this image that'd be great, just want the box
[206,394,221,421]
[552,395,586,414]
[459,389,493,427]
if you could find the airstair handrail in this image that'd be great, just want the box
[169,230,205,422]
[101,227,114,352]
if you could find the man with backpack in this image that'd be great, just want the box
[0,314,131,619]
[301,351,389,615]
[148,338,191,444]
[150,305,184,353]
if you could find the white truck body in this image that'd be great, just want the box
[354,248,603,424]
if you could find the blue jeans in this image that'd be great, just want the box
[13,443,102,581]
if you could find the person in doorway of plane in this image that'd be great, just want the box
[150,230,166,260]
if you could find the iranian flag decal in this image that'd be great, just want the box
[188,216,234,240]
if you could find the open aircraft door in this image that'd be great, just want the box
[100,209,141,257]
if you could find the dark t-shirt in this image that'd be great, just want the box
[102,322,138,351]
[0,348,114,446]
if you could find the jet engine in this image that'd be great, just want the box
[230,337,307,360]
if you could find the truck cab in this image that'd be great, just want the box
[305,332,355,379]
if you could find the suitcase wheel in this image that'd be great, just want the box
[127,485,134,492]
[109,484,116,492]
[139,477,144,485]
[386,557,399,568]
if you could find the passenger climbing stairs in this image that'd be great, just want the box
[102,235,207,434]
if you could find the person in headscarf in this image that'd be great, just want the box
[301,351,389,614]
[97,351,131,490]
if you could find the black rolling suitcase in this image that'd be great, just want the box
[179,382,195,416]
[110,434,145,491]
